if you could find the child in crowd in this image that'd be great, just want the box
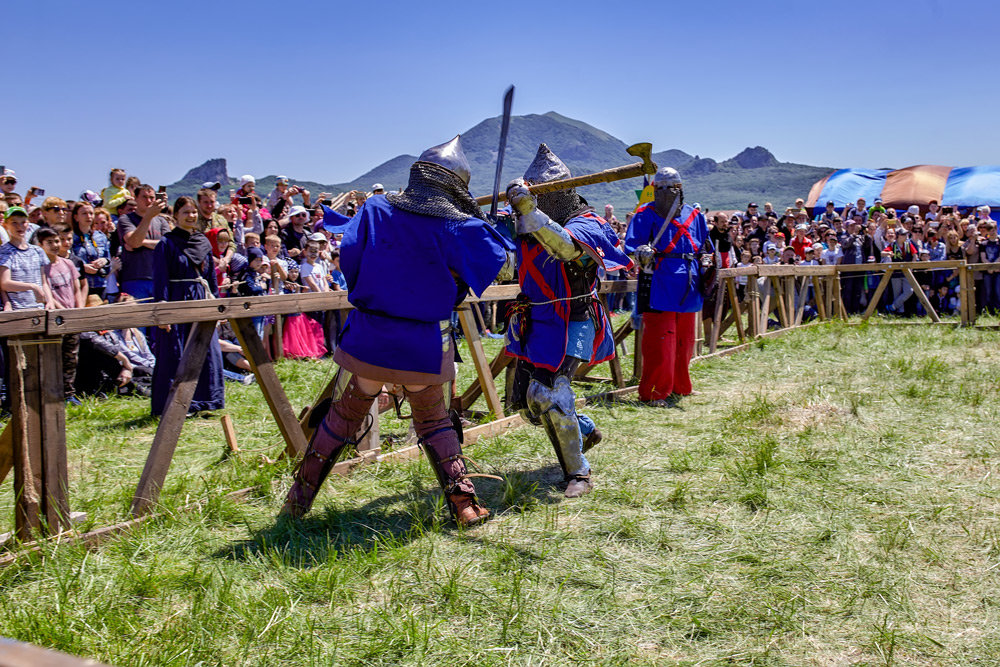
[0,207,53,311]
[38,226,84,403]
[100,168,131,215]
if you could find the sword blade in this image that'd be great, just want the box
[490,85,515,219]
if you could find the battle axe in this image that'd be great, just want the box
[474,142,658,206]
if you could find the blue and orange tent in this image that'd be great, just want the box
[806,165,1000,217]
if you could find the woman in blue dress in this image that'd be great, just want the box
[150,196,224,416]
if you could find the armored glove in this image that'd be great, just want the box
[506,179,547,235]
[634,244,656,270]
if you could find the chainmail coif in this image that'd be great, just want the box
[536,188,593,226]
[386,161,486,222]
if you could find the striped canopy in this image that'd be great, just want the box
[806,164,1000,213]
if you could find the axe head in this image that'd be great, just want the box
[626,142,657,175]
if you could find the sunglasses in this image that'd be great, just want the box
[45,206,67,212]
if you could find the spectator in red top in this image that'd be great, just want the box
[790,223,813,259]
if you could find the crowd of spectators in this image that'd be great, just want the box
[1,162,996,411]
[703,197,1000,318]
[0,167,369,409]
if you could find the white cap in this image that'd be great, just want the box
[308,232,327,242]
[288,205,309,217]
[201,181,221,190]
[907,205,920,216]
[2,168,15,177]
[371,183,384,192]
[795,223,809,231]
[239,174,256,188]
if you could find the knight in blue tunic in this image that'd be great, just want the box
[282,136,514,527]
[504,144,633,498]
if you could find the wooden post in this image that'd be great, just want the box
[746,274,760,338]
[900,268,941,323]
[231,317,309,457]
[220,415,239,452]
[709,282,725,353]
[38,339,69,531]
[459,350,513,411]
[771,277,789,329]
[759,278,773,333]
[861,268,894,321]
[813,277,828,321]
[725,277,745,343]
[694,309,704,356]
[793,277,808,326]
[457,304,505,419]
[130,320,216,517]
[959,263,972,326]
[10,338,43,540]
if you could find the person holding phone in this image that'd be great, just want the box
[117,184,172,302]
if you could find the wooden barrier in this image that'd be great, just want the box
[0,259,989,548]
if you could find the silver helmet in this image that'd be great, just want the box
[523,143,572,185]
[653,166,683,188]
[522,143,589,225]
[417,135,471,186]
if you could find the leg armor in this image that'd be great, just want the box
[405,384,489,526]
[526,357,591,481]
[282,374,377,518]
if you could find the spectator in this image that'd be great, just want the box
[263,234,288,294]
[37,227,84,403]
[150,196,224,417]
[100,168,131,215]
[267,176,290,209]
[0,170,17,198]
[0,207,53,311]
[279,205,310,260]
[790,224,813,259]
[71,202,112,299]
[118,185,172,302]
[112,294,155,374]
[980,221,1000,313]
[270,183,311,220]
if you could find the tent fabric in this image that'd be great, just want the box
[806,168,890,209]
[807,164,1000,214]
[943,166,1000,207]
[879,165,951,210]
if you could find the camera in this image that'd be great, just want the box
[238,196,253,206]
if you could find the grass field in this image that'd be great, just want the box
[2,321,1000,665]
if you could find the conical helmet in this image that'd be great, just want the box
[653,167,683,188]
[523,143,571,185]
[417,135,471,186]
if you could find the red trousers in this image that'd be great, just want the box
[639,311,696,401]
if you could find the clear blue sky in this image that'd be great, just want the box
[4,0,997,199]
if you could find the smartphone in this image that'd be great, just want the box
[321,198,333,206]
[31,187,45,197]
[157,185,167,195]
[238,196,253,206]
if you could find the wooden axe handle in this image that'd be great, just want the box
[474,161,655,207]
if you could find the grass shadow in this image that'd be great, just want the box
[92,414,158,432]
[213,489,435,568]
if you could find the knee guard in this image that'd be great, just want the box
[526,374,590,478]
[282,374,378,517]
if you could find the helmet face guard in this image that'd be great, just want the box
[652,167,684,219]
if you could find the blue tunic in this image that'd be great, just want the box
[336,197,511,382]
[505,212,633,372]
[150,229,225,416]
[624,203,712,313]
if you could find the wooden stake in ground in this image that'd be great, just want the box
[220,415,239,452]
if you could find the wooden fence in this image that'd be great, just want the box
[0,260,990,553]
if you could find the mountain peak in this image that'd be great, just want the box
[182,158,229,185]
[726,146,778,169]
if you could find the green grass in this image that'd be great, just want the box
[3,321,1000,665]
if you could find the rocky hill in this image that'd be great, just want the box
[167,112,834,213]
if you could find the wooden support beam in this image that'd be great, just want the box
[746,275,760,338]
[709,282,725,353]
[457,305,505,419]
[10,339,43,540]
[813,277,828,321]
[725,277,745,343]
[221,415,239,452]
[633,322,644,380]
[459,350,513,411]
[38,339,69,532]
[130,320,216,517]
[771,276,789,329]
[900,268,941,323]
[861,269,895,321]
[231,317,309,457]
[793,277,808,326]
[960,264,974,326]
[355,401,380,453]
[758,280,772,334]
